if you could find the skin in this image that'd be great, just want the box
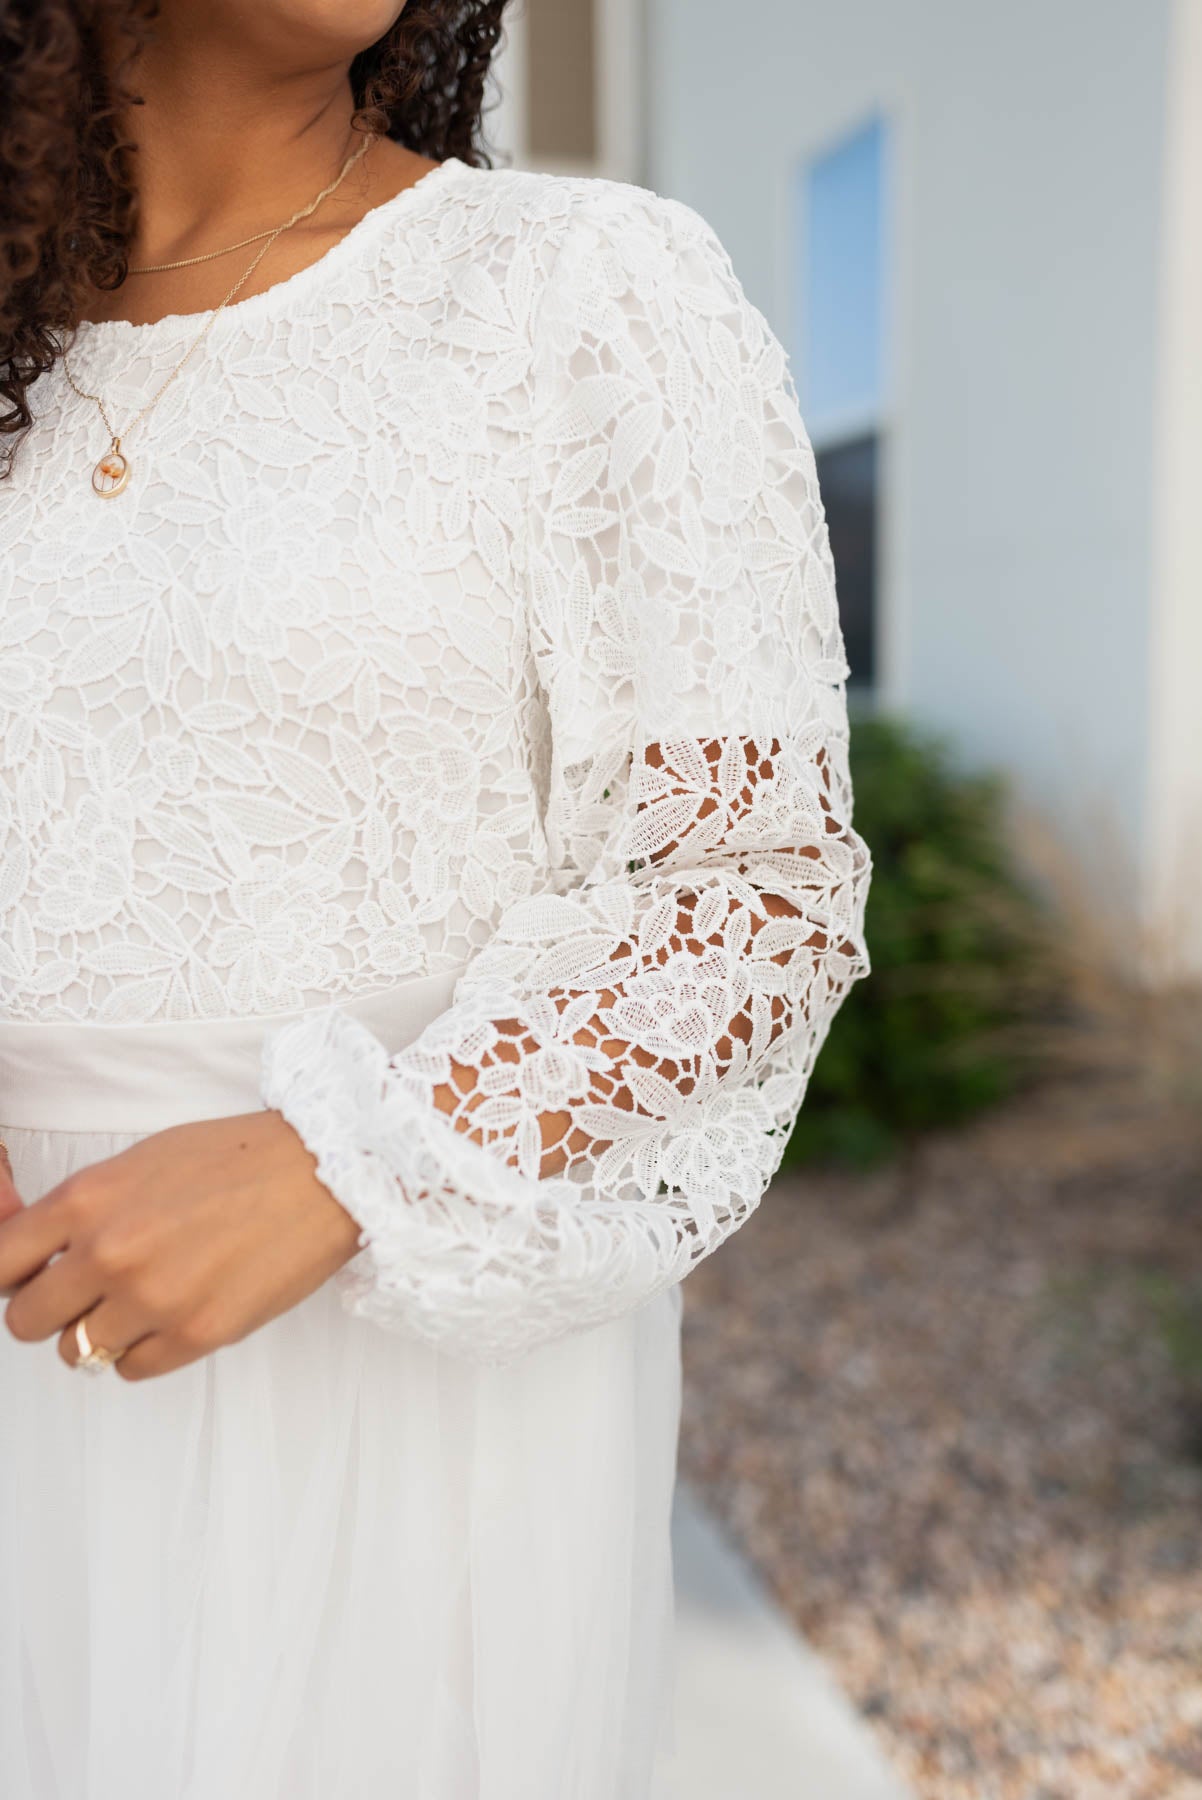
[0,1116,362,1376]
[82,0,441,328]
[0,7,828,1381]
[0,1143,17,1225]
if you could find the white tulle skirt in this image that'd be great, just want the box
[0,983,684,1800]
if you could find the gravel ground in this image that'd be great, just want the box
[678,1079,1202,1800]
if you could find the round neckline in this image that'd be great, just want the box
[71,154,472,347]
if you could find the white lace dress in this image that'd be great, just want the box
[0,155,870,1800]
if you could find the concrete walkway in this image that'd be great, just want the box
[653,1485,912,1800]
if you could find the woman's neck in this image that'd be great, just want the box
[82,22,438,329]
[125,35,360,269]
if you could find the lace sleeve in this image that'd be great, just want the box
[260,188,872,1364]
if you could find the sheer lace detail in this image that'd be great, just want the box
[260,183,871,1361]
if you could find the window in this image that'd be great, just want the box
[503,0,641,182]
[796,116,890,690]
[814,435,878,690]
[524,0,597,164]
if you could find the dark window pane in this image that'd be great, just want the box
[815,434,878,688]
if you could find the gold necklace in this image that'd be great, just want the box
[130,223,298,275]
[63,132,375,499]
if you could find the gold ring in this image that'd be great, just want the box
[73,1315,118,1374]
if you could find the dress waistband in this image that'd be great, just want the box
[0,968,462,1135]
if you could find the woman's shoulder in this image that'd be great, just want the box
[445,158,732,276]
[362,157,752,367]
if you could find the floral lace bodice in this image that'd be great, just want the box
[3,155,871,1361]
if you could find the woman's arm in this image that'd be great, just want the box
[259,188,872,1362]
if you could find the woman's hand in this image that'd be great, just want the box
[0,1140,21,1229]
[0,1112,362,1381]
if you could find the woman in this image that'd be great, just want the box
[0,3,871,1796]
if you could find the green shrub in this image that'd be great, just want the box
[1140,1274,1202,1394]
[783,714,1050,1168]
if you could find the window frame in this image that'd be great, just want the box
[496,0,646,183]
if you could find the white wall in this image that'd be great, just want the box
[645,0,1175,945]
[1146,0,1202,976]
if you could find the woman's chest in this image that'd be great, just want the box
[4,316,536,769]
[0,327,546,1023]
[2,368,536,839]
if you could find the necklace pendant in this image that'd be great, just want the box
[92,447,131,499]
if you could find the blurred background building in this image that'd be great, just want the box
[490,0,1202,975]
[482,9,1202,1793]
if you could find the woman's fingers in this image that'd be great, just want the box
[0,1185,72,1291]
[57,1296,157,1374]
[4,1243,160,1370]
[0,1145,226,1377]
[0,1139,22,1225]
[5,1240,182,1380]
[4,1249,102,1345]
[101,1328,196,1383]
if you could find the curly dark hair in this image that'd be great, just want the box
[0,0,510,475]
